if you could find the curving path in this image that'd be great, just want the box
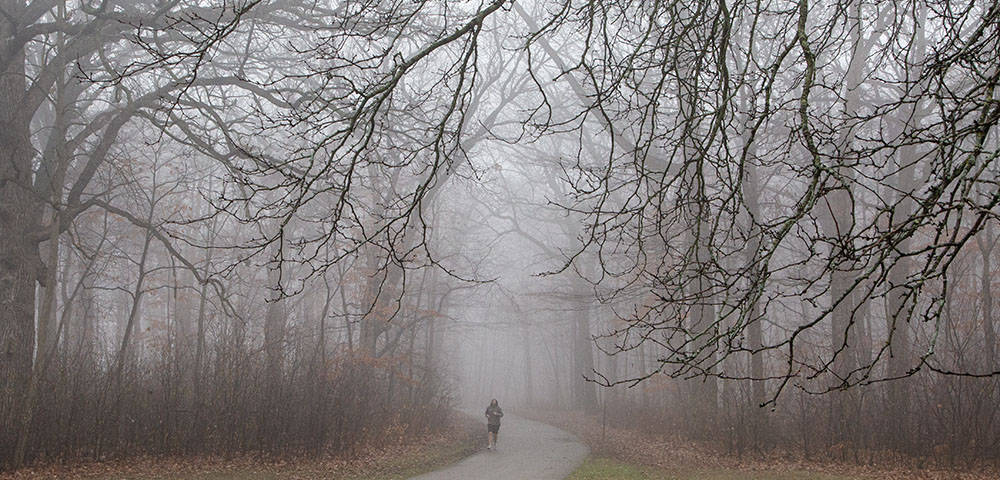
[408,411,589,480]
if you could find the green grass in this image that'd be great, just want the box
[566,456,862,480]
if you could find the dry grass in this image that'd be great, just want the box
[1,415,480,480]
[527,409,1000,480]
[566,456,859,480]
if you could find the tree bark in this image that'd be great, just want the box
[0,0,40,465]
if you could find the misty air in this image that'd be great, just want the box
[0,1,998,479]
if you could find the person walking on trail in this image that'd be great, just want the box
[485,398,504,451]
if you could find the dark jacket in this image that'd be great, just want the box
[485,405,503,426]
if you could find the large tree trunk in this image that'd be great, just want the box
[0,0,40,465]
[14,212,61,466]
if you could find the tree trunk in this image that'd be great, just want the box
[0,0,39,464]
[675,2,718,435]
[522,325,534,406]
[359,249,387,357]
[263,273,287,445]
[193,244,215,415]
[114,230,154,385]
[262,233,288,447]
[979,222,996,366]
[885,2,926,451]
[12,186,63,467]
[572,296,598,412]
[823,0,876,447]
[688,234,720,437]
[71,266,97,359]
[744,165,767,449]
[264,293,286,392]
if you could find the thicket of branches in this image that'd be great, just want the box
[441,0,1000,460]
[523,0,999,393]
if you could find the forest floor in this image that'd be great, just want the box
[527,409,1000,480]
[0,415,481,480]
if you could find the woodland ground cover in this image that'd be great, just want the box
[0,414,479,480]
[567,457,858,480]
[533,409,999,480]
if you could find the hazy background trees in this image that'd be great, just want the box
[452,0,1000,461]
[1,0,998,471]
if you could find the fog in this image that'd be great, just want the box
[1,0,998,475]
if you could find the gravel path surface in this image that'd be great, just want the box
[407,411,588,480]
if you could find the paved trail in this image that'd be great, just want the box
[408,412,588,480]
